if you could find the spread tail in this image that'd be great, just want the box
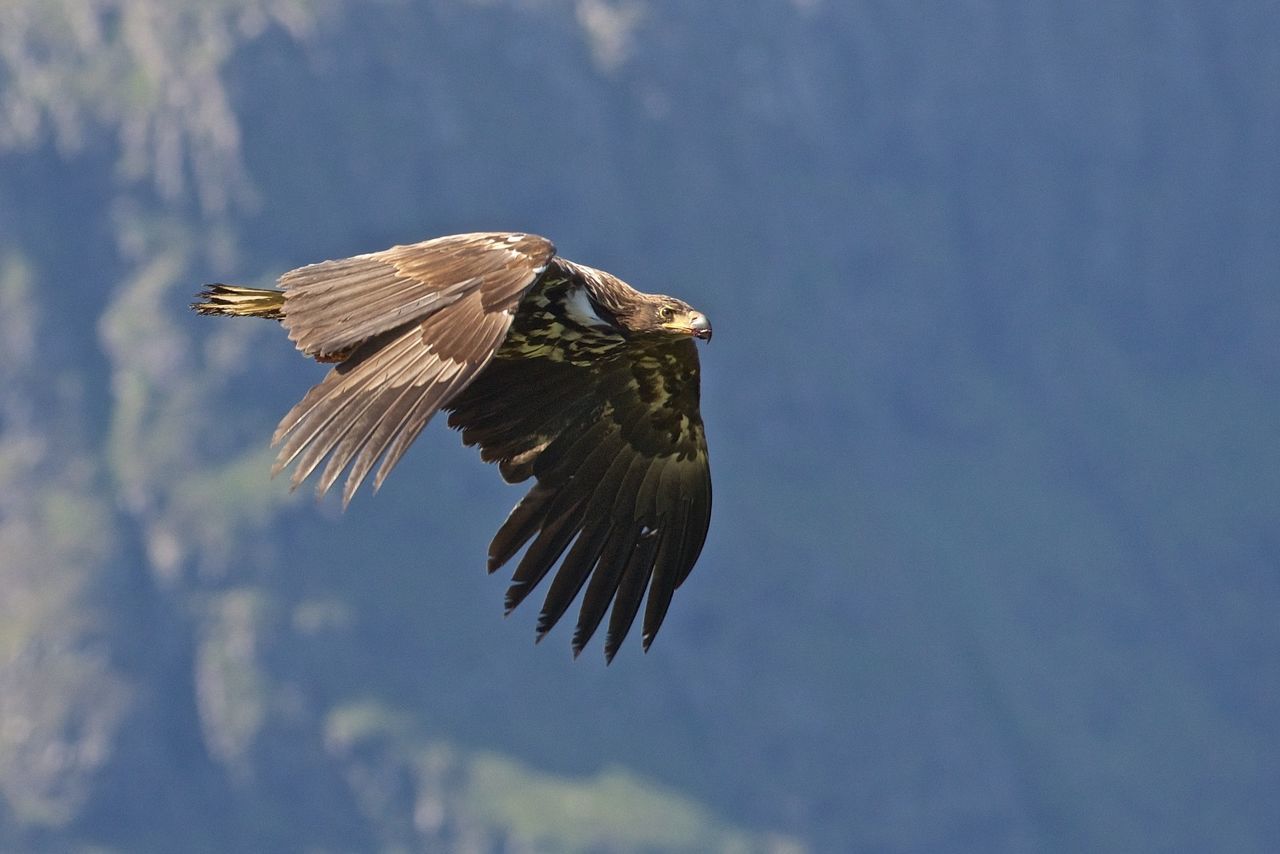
[191,284,285,319]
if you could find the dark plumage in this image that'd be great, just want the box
[193,232,712,661]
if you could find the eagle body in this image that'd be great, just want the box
[194,233,712,661]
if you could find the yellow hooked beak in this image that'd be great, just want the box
[664,311,713,341]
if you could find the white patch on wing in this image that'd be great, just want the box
[563,286,613,329]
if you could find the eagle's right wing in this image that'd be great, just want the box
[447,337,712,662]
[271,232,556,506]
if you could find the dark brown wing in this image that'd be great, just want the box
[446,335,712,662]
[271,232,556,505]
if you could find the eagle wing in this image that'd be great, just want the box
[446,335,712,661]
[271,232,556,506]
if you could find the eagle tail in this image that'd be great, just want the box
[191,284,285,320]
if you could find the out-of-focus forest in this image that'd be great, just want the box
[0,1,1277,851]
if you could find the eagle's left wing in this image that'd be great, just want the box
[271,233,556,505]
[446,338,712,661]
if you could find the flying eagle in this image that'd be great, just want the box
[192,232,712,661]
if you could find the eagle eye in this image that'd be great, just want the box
[659,306,675,320]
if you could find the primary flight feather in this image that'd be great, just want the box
[193,232,712,661]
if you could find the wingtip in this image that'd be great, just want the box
[603,634,622,664]
[340,472,366,511]
[571,619,602,660]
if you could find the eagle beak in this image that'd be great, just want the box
[688,312,713,341]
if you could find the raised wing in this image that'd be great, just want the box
[281,232,554,358]
[446,337,712,661]
[271,232,556,505]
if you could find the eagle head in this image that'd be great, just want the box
[571,263,712,342]
[637,296,713,342]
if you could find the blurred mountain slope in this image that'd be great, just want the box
[0,1,1277,851]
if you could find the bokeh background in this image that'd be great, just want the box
[1,1,1277,851]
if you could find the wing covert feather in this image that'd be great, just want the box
[281,232,554,359]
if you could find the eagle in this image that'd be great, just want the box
[192,232,712,661]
